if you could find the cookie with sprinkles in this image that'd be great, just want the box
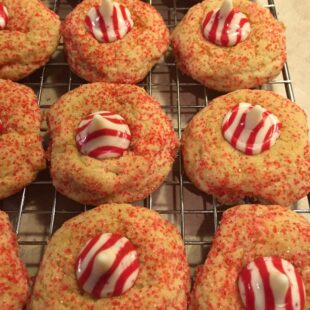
[47,82,178,205]
[171,0,286,92]
[190,204,310,309]
[0,210,29,309]
[0,79,45,200]
[61,0,169,83]
[0,0,60,81]
[182,89,310,206]
[28,203,190,309]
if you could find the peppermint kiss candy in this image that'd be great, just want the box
[222,103,281,155]
[238,257,306,310]
[76,111,131,159]
[201,0,250,47]
[0,4,8,30]
[85,0,134,43]
[76,233,140,298]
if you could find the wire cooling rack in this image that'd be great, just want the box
[0,0,309,277]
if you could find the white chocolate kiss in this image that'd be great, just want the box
[222,103,281,155]
[238,257,306,310]
[76,233,140,298]
[85,0,134,43]
[76,111,131,159]
[202,0,251,47]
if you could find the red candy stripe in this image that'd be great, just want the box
[88,145,128,158]
[220,10,235,46]
[295,268,306,309]
[120,5,132,32]
[255,257,276,309]
[112,6,121,40]
[240,266,255,309]
[229,110,247,149]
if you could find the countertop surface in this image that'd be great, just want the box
[269,0,310,211]
[271,1,310,119]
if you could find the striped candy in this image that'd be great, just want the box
[76,233,140,298]
[0,4,8,30]
[201,0,250,47]
[222,103,281,155]
[85,0,133,43]
[238,257,306,310]
[76,111,131,159]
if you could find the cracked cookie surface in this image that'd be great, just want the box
[62,0,169,84]
[47,82,178,205]
[182,89,310,205]
[0,79,45,200]
[0,210,29,309]
[29,203,190,309]
[0,0,60,81]
[190,204,310,309]
[171,0,286,92]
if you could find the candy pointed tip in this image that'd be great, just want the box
[220,0,234,16]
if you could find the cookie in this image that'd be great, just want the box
[0,79,46,200]
[0,0,60,81]
[171,0,286,92]
[190,204,309,309]
[47,82,178,205]
[62,0,169,83]
[182,89,310,206]
[0,210,29,309]
[28,203,190,309]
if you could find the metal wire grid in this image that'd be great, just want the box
[0,0,309,276]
